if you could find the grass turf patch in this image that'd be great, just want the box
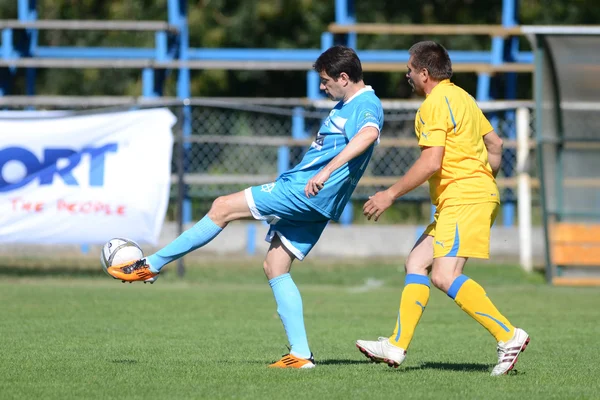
[0,260,598,399]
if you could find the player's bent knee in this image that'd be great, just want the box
[405,262,429,276]
[262,259,270,277]
[430,271,453,293]
[207,196,232,224]
[263,260,287,280]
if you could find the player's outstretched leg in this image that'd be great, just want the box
[107,191,251,283]
[441,271,530,376]
[106,214,222,283]
[107,258,159,283]
[145,215,223,271]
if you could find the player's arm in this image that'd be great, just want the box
[483,130,503,177]
[363,145,444,221]
[386,145,443,199]
[304,126,379,198]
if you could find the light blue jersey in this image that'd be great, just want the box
[279,86,384,221]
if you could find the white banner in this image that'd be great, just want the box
[0,108,176,245]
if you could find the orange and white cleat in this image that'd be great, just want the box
[107,259,159,283]
[269,353,315,369]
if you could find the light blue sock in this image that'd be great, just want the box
[146,215,222,273]
[269,273,311,359]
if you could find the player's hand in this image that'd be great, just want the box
[363,190,395,221]
[304,170,331,198]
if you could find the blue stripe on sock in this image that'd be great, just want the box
[394,275,428,344]
[475,312,510,332]
[447,274,469,299]
[394,311,401,342]
[404,273,430,287]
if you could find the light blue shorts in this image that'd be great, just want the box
[245,181,329,260]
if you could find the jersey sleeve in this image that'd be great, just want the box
[479,108,494,136]
[418,97,452,147]
[348,101,382,141]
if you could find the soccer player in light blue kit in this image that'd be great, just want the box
[107,45,384,368]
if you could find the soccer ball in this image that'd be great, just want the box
[100,238,144,275]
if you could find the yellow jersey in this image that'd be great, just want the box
[414,79,499,208]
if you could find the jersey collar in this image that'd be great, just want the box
[426,79,452,98]
[344,85,374,105]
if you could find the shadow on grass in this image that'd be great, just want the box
[403,361,490,372]
[211,359,367,366]
[318,359,371,366]
[319,359,491,371]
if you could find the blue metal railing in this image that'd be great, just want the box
[2,0,526,230]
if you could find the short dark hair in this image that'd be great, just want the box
[313,45,363,83]
[408,41,453,81]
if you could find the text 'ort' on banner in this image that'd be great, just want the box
[0,108,176,245]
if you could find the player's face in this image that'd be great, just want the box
[406,58,426,96]
[319,71,347,101]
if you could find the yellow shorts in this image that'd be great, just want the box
[424,202,499,259]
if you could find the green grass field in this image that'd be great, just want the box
[1,258,599,399]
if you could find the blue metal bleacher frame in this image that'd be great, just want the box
[1,0,530,227]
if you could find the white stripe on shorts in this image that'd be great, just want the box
[266,230,306,261]
[244,187,281,224]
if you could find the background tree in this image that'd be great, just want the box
[2,0,600,98]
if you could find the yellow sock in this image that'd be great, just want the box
[449,275,514,342]
[389,274,430,350]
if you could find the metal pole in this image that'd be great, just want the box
[18,0,37,97]
[175,1,193,226]
[170,0,192,278]
[500,0,519,227]
[335,0,356,48]
[516,107,532,272]
[176,104,185,277]
[532,38,553,284]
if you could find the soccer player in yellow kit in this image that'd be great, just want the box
[356,41,529,376]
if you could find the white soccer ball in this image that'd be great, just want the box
[100,238,144,275]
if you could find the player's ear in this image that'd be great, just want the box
[339,72,350,85]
